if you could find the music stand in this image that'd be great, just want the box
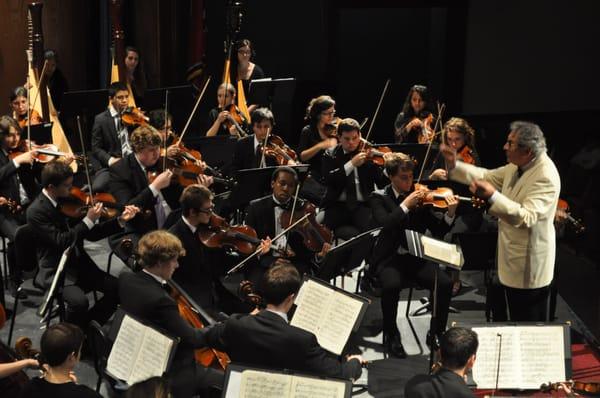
[316,227,382,281]
[60,89,109,119]
[182,135,238,175]
[249,77,295,109]
[27,122,53,144]
[144,85,199,135]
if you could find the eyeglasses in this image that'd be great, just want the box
[321,110,336,116]
[198,206,214,215]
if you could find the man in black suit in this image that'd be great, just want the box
[0,116,40,297]
[25,160,138,327]
[119,230,224,398]
[405,327,478,397]
[244,166,330,285]
[231,107,295,172]
[207,263,364,380]
[368,152,457,358]
[90,82,131,192]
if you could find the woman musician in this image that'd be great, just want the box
[205,83,249,138]
[10,87,43,129]
[394,84,436,144]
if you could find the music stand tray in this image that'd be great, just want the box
[249,77,296,108]
[27,122,53,144]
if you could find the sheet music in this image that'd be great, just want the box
[106,314,174,385]
[291,279,364,355]
[471,326,566,389]
[421,235,463,267]
[290,375,346,398]
[239,370,292,398]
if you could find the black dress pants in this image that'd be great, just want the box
[505,285,549,322]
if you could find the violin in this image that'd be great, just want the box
[223,103,248,137]
[541,380,600,396]
[457,145,476,165]
[9,139,78,164]
[409,112,435,144]
[59,187,122,220]
[556,199,585,234]
[414,183,485,209]
[121,107,149,126]
[15,109,43,129]
[0,197,22,215]
[168,280,230,369]
[198,214,262,255]
[148,158,233,189]
[238,280,265,311]
[356,140,393,166]
[279,200,332,253]
[261,134,298,166]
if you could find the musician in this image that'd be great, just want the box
[0,116,40,298]
[148,109,181,159]
[9,87,43,129]
[393,84,436,143]
[124,376,171,398]
[90,81,132,191]
[321,118,386,236]
[206,83,248,137]
[231,107,291,171]
[404,327,478,398]
[124,46,147,105]
[298,95,339,204]
[429,117,480,180]
[25,160,138,327]
[119,230,224,398]
[244,166,330,285]
[368,152,457,358]
[229,39,265,113]
[206,263,364,380]
[44,49,69,112]
[441,121,560,322]
[18,323,101,398]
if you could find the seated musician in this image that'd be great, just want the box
[26,160,138,327]
[405,327,478,398]
[18,322,101,398]
[9,87,43,129]
[231,107,295,172]
[119,230,224,398]
[368,152,457,358]
[0,116,40,298]
[205,82,249,137]
[244,166,330,285]
[206,263,364,380]
[298,95,339,204]
[429,117,480,180]
[393,84,436,144]
[90,82,132,192]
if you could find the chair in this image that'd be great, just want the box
[88,320,117,394]
[0,234,8,289]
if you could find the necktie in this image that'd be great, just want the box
[155,196,167,228]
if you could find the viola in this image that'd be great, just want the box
[168,280,230,369]
[59,187,122,220]
[261,134,298,166]
[198,214,262,255]
[279,200,332,253]
[557,199,585,234]
[457,145,476,165]
[356,140,393,167]
[414,183,485,209]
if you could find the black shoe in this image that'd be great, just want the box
[360,274,382,297]
[10,283,27,299]
[384,333,407,358]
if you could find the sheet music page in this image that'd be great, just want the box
[291,280,333,336]
[472,326,566,389]
[315,292,364,355]
[421,235,463,267]
[290,375,346,398]
[239,370,292,398]
[106,314,146,382]
[128,326,174,385]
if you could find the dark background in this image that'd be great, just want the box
[1,0,599,338]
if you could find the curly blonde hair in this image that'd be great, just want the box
[443,117,475,149]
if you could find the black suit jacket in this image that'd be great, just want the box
[91,109,122,169]
[207,309,362,380]
[404,368,475,398]
[25,192,122,283]
[368,185,452,272]
[321,144,386,208]
[0,151,39,206]
[118,271,211,371]
[231,135,277,172]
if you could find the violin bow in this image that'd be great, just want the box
[364,78,391,144]
[76,115,95,205]
[226,213,310,276]
[162,89,169,171]
[259,126,270,168]
[284,184,302,254]
[416,102,445,183]
[25,50,33,151]
[177,76,211,146]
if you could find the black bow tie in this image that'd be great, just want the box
[273,200,290,210]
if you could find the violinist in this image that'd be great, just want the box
[405,327,478,398]
[25,160,139,328]
[393,84,436,143]
[298,95,339,204]
[244,167,329,285]
[18,323,101,398]
[90,82,132,192]
[0,116,40,299]
[206,263,364,380]
[205,83,249,137]
[9,87,43,129]
[229,39,265,114]
[118,230,224,398]
[368,152,457,358]
[429,117,480,181]
[231,107,292,171]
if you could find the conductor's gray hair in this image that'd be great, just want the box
[510,121,547,157]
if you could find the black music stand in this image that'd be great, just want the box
[316,227,382,281]
[60,89,109,119]
[249,78,295,109]
[27,122,53,144]
[182,135,238,175]
[144,85,200,136]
